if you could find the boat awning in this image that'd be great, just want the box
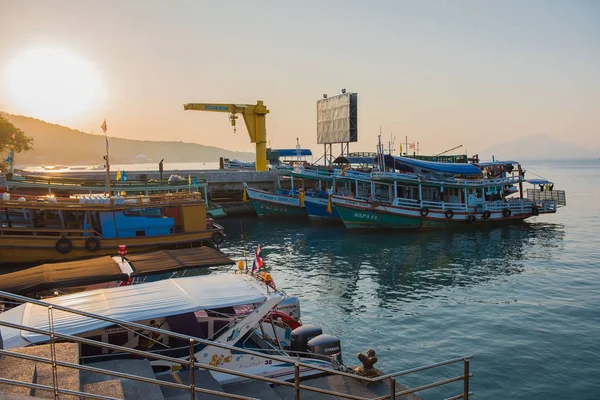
[0,274,272,349]
[0,257,127,295]
[382,155,482,176]
[128,247,234,276]
[333,156,376,165]
[527,179,554,185]
[274,149,312,157]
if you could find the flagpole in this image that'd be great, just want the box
[102,119,111,197]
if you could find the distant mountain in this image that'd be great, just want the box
[1,113,254,165]
[480,134,599,161]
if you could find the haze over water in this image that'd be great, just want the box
[214,159,600,399]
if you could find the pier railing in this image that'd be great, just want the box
[0,291,474,400]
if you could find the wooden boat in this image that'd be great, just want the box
[0,192,225,267]
[3,173,227,218]
[332,155,567,230]
[243,165,334,219]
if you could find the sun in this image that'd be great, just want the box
[2,48,108,122]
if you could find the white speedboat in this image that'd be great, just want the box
[0,272,341,385]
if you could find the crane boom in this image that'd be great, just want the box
[183,101,269,171]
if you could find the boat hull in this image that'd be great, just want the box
[246,188,307,219]
[0,230,219,267]
[303,196,340,222]
[332,196,534,230]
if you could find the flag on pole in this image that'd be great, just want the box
[188,175,191,185]
[192,176,198,186]
[101,119,109,163]
[122,171,127,182]
[115,170,122,181]
[251,245,264,273]
[11,133,16,141]
[409,142,416,150]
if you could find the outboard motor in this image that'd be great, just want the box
[307,334,342,361]
[277,296,301,320]
[291,324,322,353]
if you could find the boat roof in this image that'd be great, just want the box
[0,273,272,349]
[0,247,234,295]
[383,155,482,176]
[475,161,519,167]
[526,179,554,185]
[0,256,127,294]
[127,247,234,275]
[274,149,313,157]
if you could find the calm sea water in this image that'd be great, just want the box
[211,159,599,399]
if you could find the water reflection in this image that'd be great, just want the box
[219,218,566,315]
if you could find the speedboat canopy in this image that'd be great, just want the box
[0,273,271,349]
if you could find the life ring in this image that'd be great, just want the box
[502,208,511,218]
[420,207,430,217]
[444,209,454,219]
[467,215,476,224]
[55,237,73,254]
[482,210,491,220]
[85,237,101,252]
[212,231,225,245]
[531,206,539,216]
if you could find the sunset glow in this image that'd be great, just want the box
[3,48,107,122]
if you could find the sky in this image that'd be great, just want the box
[0,0,598,159]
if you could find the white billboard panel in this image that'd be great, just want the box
[317,93,358,144]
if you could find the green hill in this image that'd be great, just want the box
[1,113,254,165]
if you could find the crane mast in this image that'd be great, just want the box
[183,101,269,171]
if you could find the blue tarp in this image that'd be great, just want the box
[274,149,313,157]
[383,155,482,176]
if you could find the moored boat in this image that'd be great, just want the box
[0,271,343,385]
[0,192,225,267]
[3,172,227,218]
[332,155,566,230]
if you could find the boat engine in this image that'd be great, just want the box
[291,324,322,353]
[307,334,342,361]
[277,296,301,320]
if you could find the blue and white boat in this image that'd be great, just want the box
[333,155,567,230]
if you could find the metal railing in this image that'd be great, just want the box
[0,291,474,400]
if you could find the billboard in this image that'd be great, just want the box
[317,92,358,144]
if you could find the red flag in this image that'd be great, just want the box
[101,119,107,133]
[251,245,264,272]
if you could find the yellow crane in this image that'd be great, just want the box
[183,101,269,171]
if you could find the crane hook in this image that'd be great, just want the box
[229,113,238,134]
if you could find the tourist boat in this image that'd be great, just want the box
[0,271,344,385]
[3,173,227,218]
[243,164,334,219]
[332,155,566,230]
[0,192,225,267]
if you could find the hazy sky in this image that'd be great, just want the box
[1,0,598,158]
